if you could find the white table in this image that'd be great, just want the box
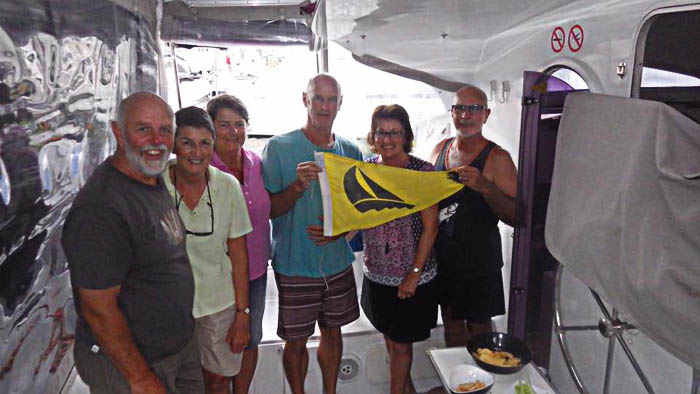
[427,347,558,394]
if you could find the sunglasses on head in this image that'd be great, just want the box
[173,171,214,237]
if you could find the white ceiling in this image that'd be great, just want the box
[322,0,584,85]
[162,0,666,88]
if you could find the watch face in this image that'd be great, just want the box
[412,267,420,273]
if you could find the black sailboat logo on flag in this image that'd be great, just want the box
[343,166,414,212]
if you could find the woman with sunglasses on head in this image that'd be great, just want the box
[206,95,270,394]
[162,106,253,394]
[360,104,439,394]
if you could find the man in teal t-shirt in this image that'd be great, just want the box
[262,74,361,394]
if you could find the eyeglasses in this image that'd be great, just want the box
[451,104,487,114]
[374,130,404,139]
[173,171,214,237]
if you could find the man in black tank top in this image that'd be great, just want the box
[428,85,518,347]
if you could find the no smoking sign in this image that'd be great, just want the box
[551,26,565,53]
[568,24,584,52]
[550,25,584,53]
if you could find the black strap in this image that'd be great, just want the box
[470,141,497,171]
[435,138,496,171]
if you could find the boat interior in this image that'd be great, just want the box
[1,0,699,393]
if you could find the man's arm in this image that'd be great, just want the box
[269,161,321,218]
[306,224,346,245]
[227,236,250,354]
[482,149,517,226]
[454,149,518,226]
[428,138,450,166]
[78,287,165,394]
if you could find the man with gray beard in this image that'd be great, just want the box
[62,92,203,394]
[429,85,517,347]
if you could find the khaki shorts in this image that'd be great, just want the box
[195,306,242,376]
[74,336,203,394]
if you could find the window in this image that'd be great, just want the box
[548,67,589,90]
[164,41,448,158]
[641,67,700,88]
[326,41,448,159]
[635,10,700,123]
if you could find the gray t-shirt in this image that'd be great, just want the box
[62,161,194,363]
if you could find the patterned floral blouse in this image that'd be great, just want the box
[362,155,438,286]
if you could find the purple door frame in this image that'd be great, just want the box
[508,71,583,369]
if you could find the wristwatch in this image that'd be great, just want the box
[411,266,422,274]
[236,307,250,315]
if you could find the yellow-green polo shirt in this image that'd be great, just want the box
[163,162,252,318]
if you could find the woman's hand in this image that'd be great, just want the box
[397,272,420,300]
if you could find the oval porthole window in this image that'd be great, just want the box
[548,67,589,90]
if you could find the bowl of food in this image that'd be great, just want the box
[467,332,532,374]
[448,364,495,393]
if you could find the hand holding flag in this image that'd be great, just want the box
[315,152,464,236]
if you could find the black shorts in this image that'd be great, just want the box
[437,268,505,321]
[361,276,438,343]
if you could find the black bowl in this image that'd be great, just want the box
[466,332,532,374]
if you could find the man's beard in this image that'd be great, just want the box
[124,139,170,177]
[455,120,481,137]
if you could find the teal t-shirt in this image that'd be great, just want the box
[262,129,362,277]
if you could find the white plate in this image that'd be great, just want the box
[506,380,550,394]
[448,364,495,393]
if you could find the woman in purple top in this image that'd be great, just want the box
[207,95,271,394]
[360,105,439,394]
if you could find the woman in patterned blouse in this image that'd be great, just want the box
[360,104,439,394]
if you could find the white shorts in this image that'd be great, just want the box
[195,306,243,376]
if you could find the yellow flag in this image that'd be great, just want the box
[315,152,464,236]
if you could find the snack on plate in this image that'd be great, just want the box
[473,347,521,367]
[514,380,536,394]
[456,380,486,392]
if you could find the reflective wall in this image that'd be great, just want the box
[0,1,159,392]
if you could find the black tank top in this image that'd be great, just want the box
[434,138,504,276]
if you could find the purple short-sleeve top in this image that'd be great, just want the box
[211,149,271,280]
